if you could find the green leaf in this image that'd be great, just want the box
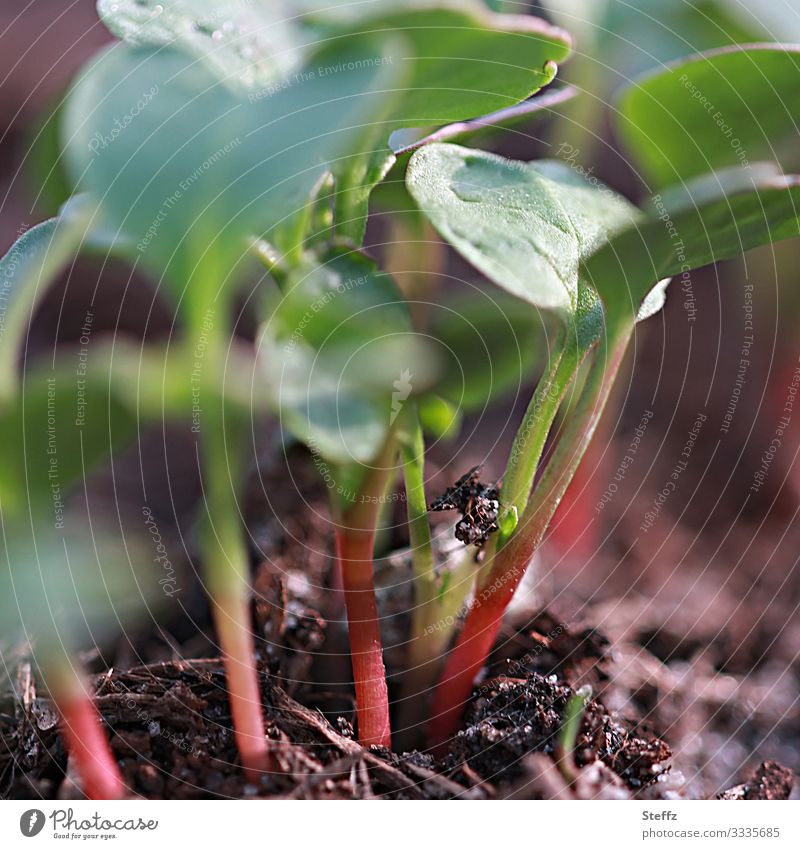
[275,245,411,348]
[406,144,641,317]
[314,4,571,242]
[62,40,405,298]
[108,338,265,421]
[25,100,72,217]
[310,5,571,127]
[259,247,438,463]
[542,0,762,80]
[584,166,800,321]
[617,45,800,189]
[417,394,462,440]
[99,4,571,247]
[332,146,397,245]
[0,356,138,515]
[1,519,157,652]
[0,204,93,405]
[428,291,547,411]
[100,2,571,125]
[97,0,300,90]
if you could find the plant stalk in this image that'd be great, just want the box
[335,437,398,748]
[189,284,269,779]
[396,406,476,742]
[48,665,123,800]
[428,320,634,748]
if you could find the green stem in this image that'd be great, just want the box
[189,289,269,778]
[395,405,468,742]
[501,318,633,569]
[428,318,634,749]
[494,319,595,551]
[400,405,436,612]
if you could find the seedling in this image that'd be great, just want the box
[0,344,150,797]
[6,0,800,776]
[404,44,800,746]
[556,685,593,784]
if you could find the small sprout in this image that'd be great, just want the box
[498,505,519,538]
[557,684,593,784]
[429,466,500,547]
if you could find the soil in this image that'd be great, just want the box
[1,443,796,800]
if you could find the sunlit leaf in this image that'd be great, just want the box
[97,0,300,90]
[406,144,640,317]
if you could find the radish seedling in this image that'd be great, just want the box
[405,44,800,746]
[12,1,800,772]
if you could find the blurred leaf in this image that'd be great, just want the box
[584,167,800,321]
[108,338,265,421]
[1,519,157,654]
[540,0,763,165]
[25,100,72,217]
[722,0,800,41]
[429,292,547,411]
[257,330,389,464]
[617,45,800,189]
[259,247,438,463]
[275,246,410,348]
[97,0,300,89]
[543,0,761,81]
[417,394,462,440]
[406,144,641,317]
[0,357,138,515]
[0,204,93,405]
[62,40,405,297]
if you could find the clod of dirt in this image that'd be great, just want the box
[718,760,795,800]
[429,465,499,546]
[446,673,671,793]
[487,610,611,691]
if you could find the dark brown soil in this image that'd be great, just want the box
[1,435,797,800]
[718,761,796,800]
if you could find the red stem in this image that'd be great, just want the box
[427,555,525,750]
[336,526,392,748]
[213,593,271,779]
[428,325,632,750]
[58,687,124,800]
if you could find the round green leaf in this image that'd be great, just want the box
[406,143,640,316]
